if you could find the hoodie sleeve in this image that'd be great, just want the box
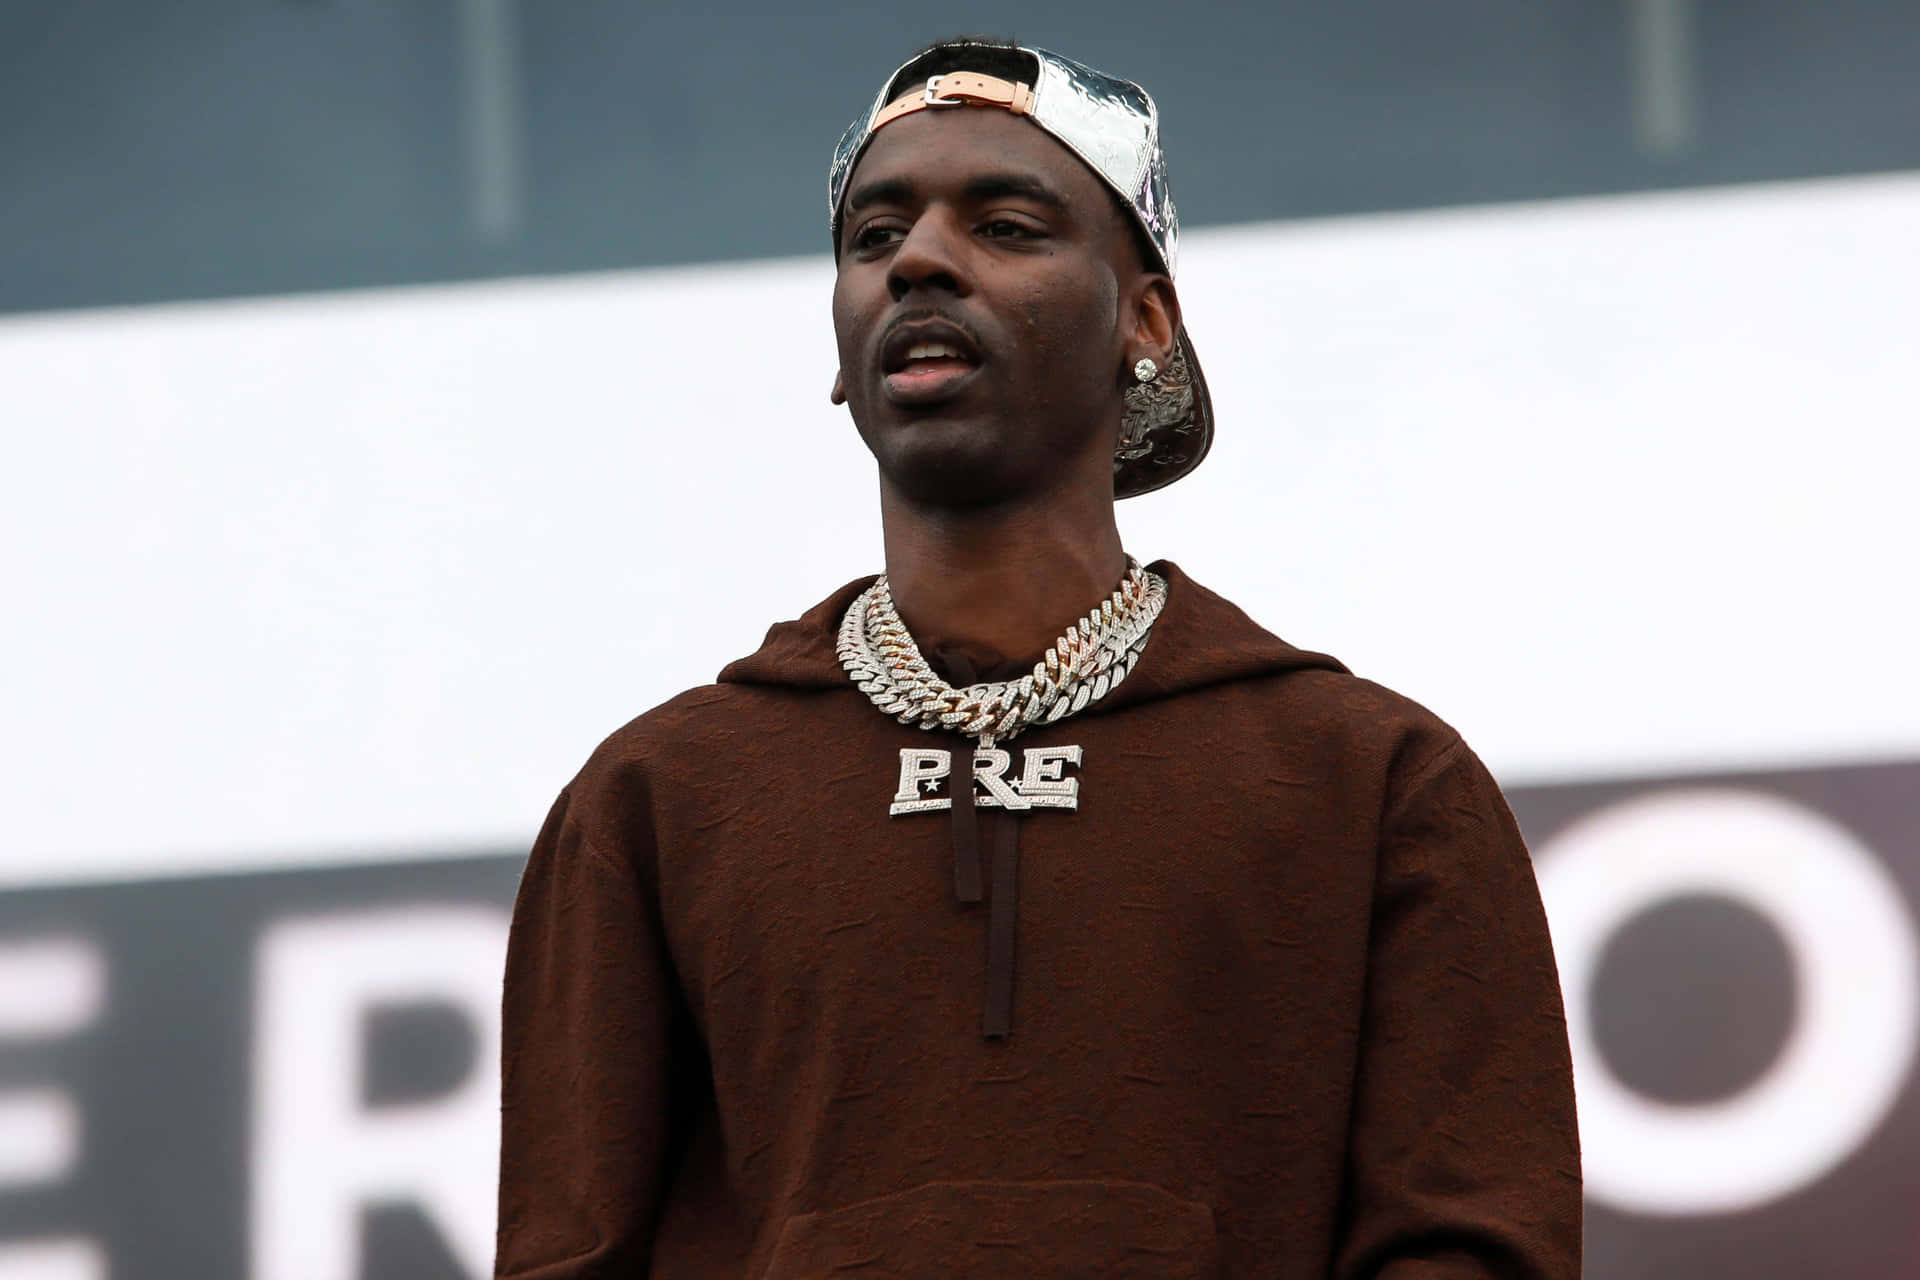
[494,784,680,1278]
[1332,737,1584,1280]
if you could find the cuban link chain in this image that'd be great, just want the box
[837,561,1168,747]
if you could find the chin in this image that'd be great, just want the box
[870,419,1034,510]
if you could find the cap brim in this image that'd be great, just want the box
[1114,326,1213,499]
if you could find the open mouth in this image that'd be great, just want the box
[880,321,983,405]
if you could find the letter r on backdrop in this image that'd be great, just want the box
[252,907,508,1280]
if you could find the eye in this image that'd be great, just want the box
[850,223,905,252]
[980,219,1040,240]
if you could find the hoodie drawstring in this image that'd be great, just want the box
[938,650,1021,1040]
[983,810,1020,1039]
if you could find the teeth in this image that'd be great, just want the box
[905,343,963,362]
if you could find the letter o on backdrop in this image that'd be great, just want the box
[1536,788,1919,1216]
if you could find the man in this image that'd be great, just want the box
[496,37,1581,1279]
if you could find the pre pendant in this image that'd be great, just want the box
[889,745,1084,817]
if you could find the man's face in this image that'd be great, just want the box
[831,104,1140,508]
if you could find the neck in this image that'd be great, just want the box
[879,476,1128,672]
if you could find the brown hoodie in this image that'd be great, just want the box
[495,563,1582,1279]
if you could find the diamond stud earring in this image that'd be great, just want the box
[1133,357,1159,383]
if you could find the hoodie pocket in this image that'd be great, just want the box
[764,1178,1220,1278]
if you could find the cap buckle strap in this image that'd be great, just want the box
[870,73,1035,133]
[923,74,965,106]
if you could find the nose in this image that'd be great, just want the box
[887,208,973,303]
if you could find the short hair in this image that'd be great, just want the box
[875,36,1163,277]
[884,37,1039,102]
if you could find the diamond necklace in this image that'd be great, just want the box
[837,561,1168,747]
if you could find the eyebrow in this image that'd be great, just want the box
[845,172,1069,215]
[962,173,1068,210]
[845,177,914,214]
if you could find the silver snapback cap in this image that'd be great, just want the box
[828,41,1213,499]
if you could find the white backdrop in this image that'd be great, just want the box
[4,171,1917,888]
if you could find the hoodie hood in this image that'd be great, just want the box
[716,560,1348,708]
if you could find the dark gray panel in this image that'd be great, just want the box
[4,1,1919,314]
[0,761,1917,1276]
[1506,759,1920,1280]
[0,855,522,1279]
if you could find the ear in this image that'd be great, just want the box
[1123,274,1180,377]
[830,370,847,405]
